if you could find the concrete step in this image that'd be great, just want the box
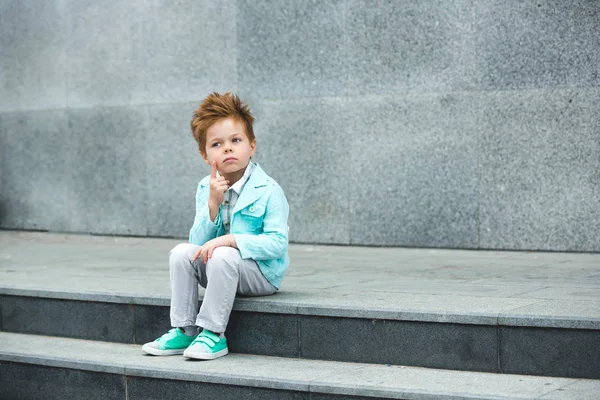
[1,332,598,400]
[2,288,600,380]
[1,231,599,379]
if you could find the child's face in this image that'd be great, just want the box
[202,117,256,175]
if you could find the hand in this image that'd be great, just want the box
[193,235,236,264]
[208,161,229,208]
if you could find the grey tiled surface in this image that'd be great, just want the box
[65,0,150,108]
[346,92,479,247]
[128,377,309,400]
[143,102,204,237]
[7,292,599,377]
[1,1,599,253]
[237,0,348,99]
[0,41,68,112]
[64,0,237,108]
[252,97,352,244]
[66,107,148,235]
[1,296,135,343]
[540,380,600,400]
[499,300,600,329]
[477,88,600,252]
[346,0,476,94]
[0,0,236,111]
[299,316,498,372]
[499,326,600,379]
[0,334,131,374]
[289,290,534,325]
[1,0,68,49]
[0,231,599,328]
[0,1,68,111]
[248,91,486,248]
[134,304,171,345]
[238,0,477,98]
[511,287,600,302]
[0,362,126,400]
[0,111,72,231]
[2,332,598,399]
[474,0,600,89]
[310,395,374,400]
[308,362,581,400]
[139,0,237,104]
[227,311,299,358]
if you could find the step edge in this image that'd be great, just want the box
[2,286,600,329]
[1,333,589,400]
[0,348,476,399]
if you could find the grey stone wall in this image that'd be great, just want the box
[1,0,599,252]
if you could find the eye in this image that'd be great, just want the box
[233,138,242,143]
[211,142,220,147]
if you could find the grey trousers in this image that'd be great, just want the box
[169,243,277,333]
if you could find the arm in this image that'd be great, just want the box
[189,183,220,245]
[189,161,229,245]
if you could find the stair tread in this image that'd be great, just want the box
[1,231,600,329]
[1,332,598,400]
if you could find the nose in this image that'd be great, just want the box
[223,141,232,152]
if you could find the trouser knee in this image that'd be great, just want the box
[169,243,195,272]
[206,247,239,272]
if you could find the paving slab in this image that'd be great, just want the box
[539,380,600,400]
[1,230,599,328]
[499,300,600,329]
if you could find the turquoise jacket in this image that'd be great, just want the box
[189,163,290,288]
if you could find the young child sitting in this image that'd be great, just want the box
[142,92,289,360]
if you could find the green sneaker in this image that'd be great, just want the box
[142,328,196,356]
[183,330,228,360]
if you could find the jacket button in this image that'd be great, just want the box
[249,206,255,212]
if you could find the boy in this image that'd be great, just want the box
[142,92,289,360]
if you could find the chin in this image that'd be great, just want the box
[222,165,242,173]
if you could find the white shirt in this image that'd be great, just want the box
[217,162,255,234]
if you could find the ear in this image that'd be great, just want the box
[249,139,257,157]
[199,149,210,165]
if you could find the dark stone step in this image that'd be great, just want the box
[2,332,597,400]
[2,294,599,379]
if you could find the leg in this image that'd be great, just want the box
[184,246,276,360]
[195,246,277,332]
[237,256,278,297]
[169,242,205,327]
[142,242,204,356]
[194,246,240,333]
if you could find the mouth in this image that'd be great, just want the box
[223,157,238,163]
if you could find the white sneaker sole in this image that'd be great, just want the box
[142,343,186,356]
[183,347,229,360]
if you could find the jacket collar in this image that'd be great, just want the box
[232,162,269,213]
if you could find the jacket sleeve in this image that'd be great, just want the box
[234,184,289,261]
[189,181,220,245]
